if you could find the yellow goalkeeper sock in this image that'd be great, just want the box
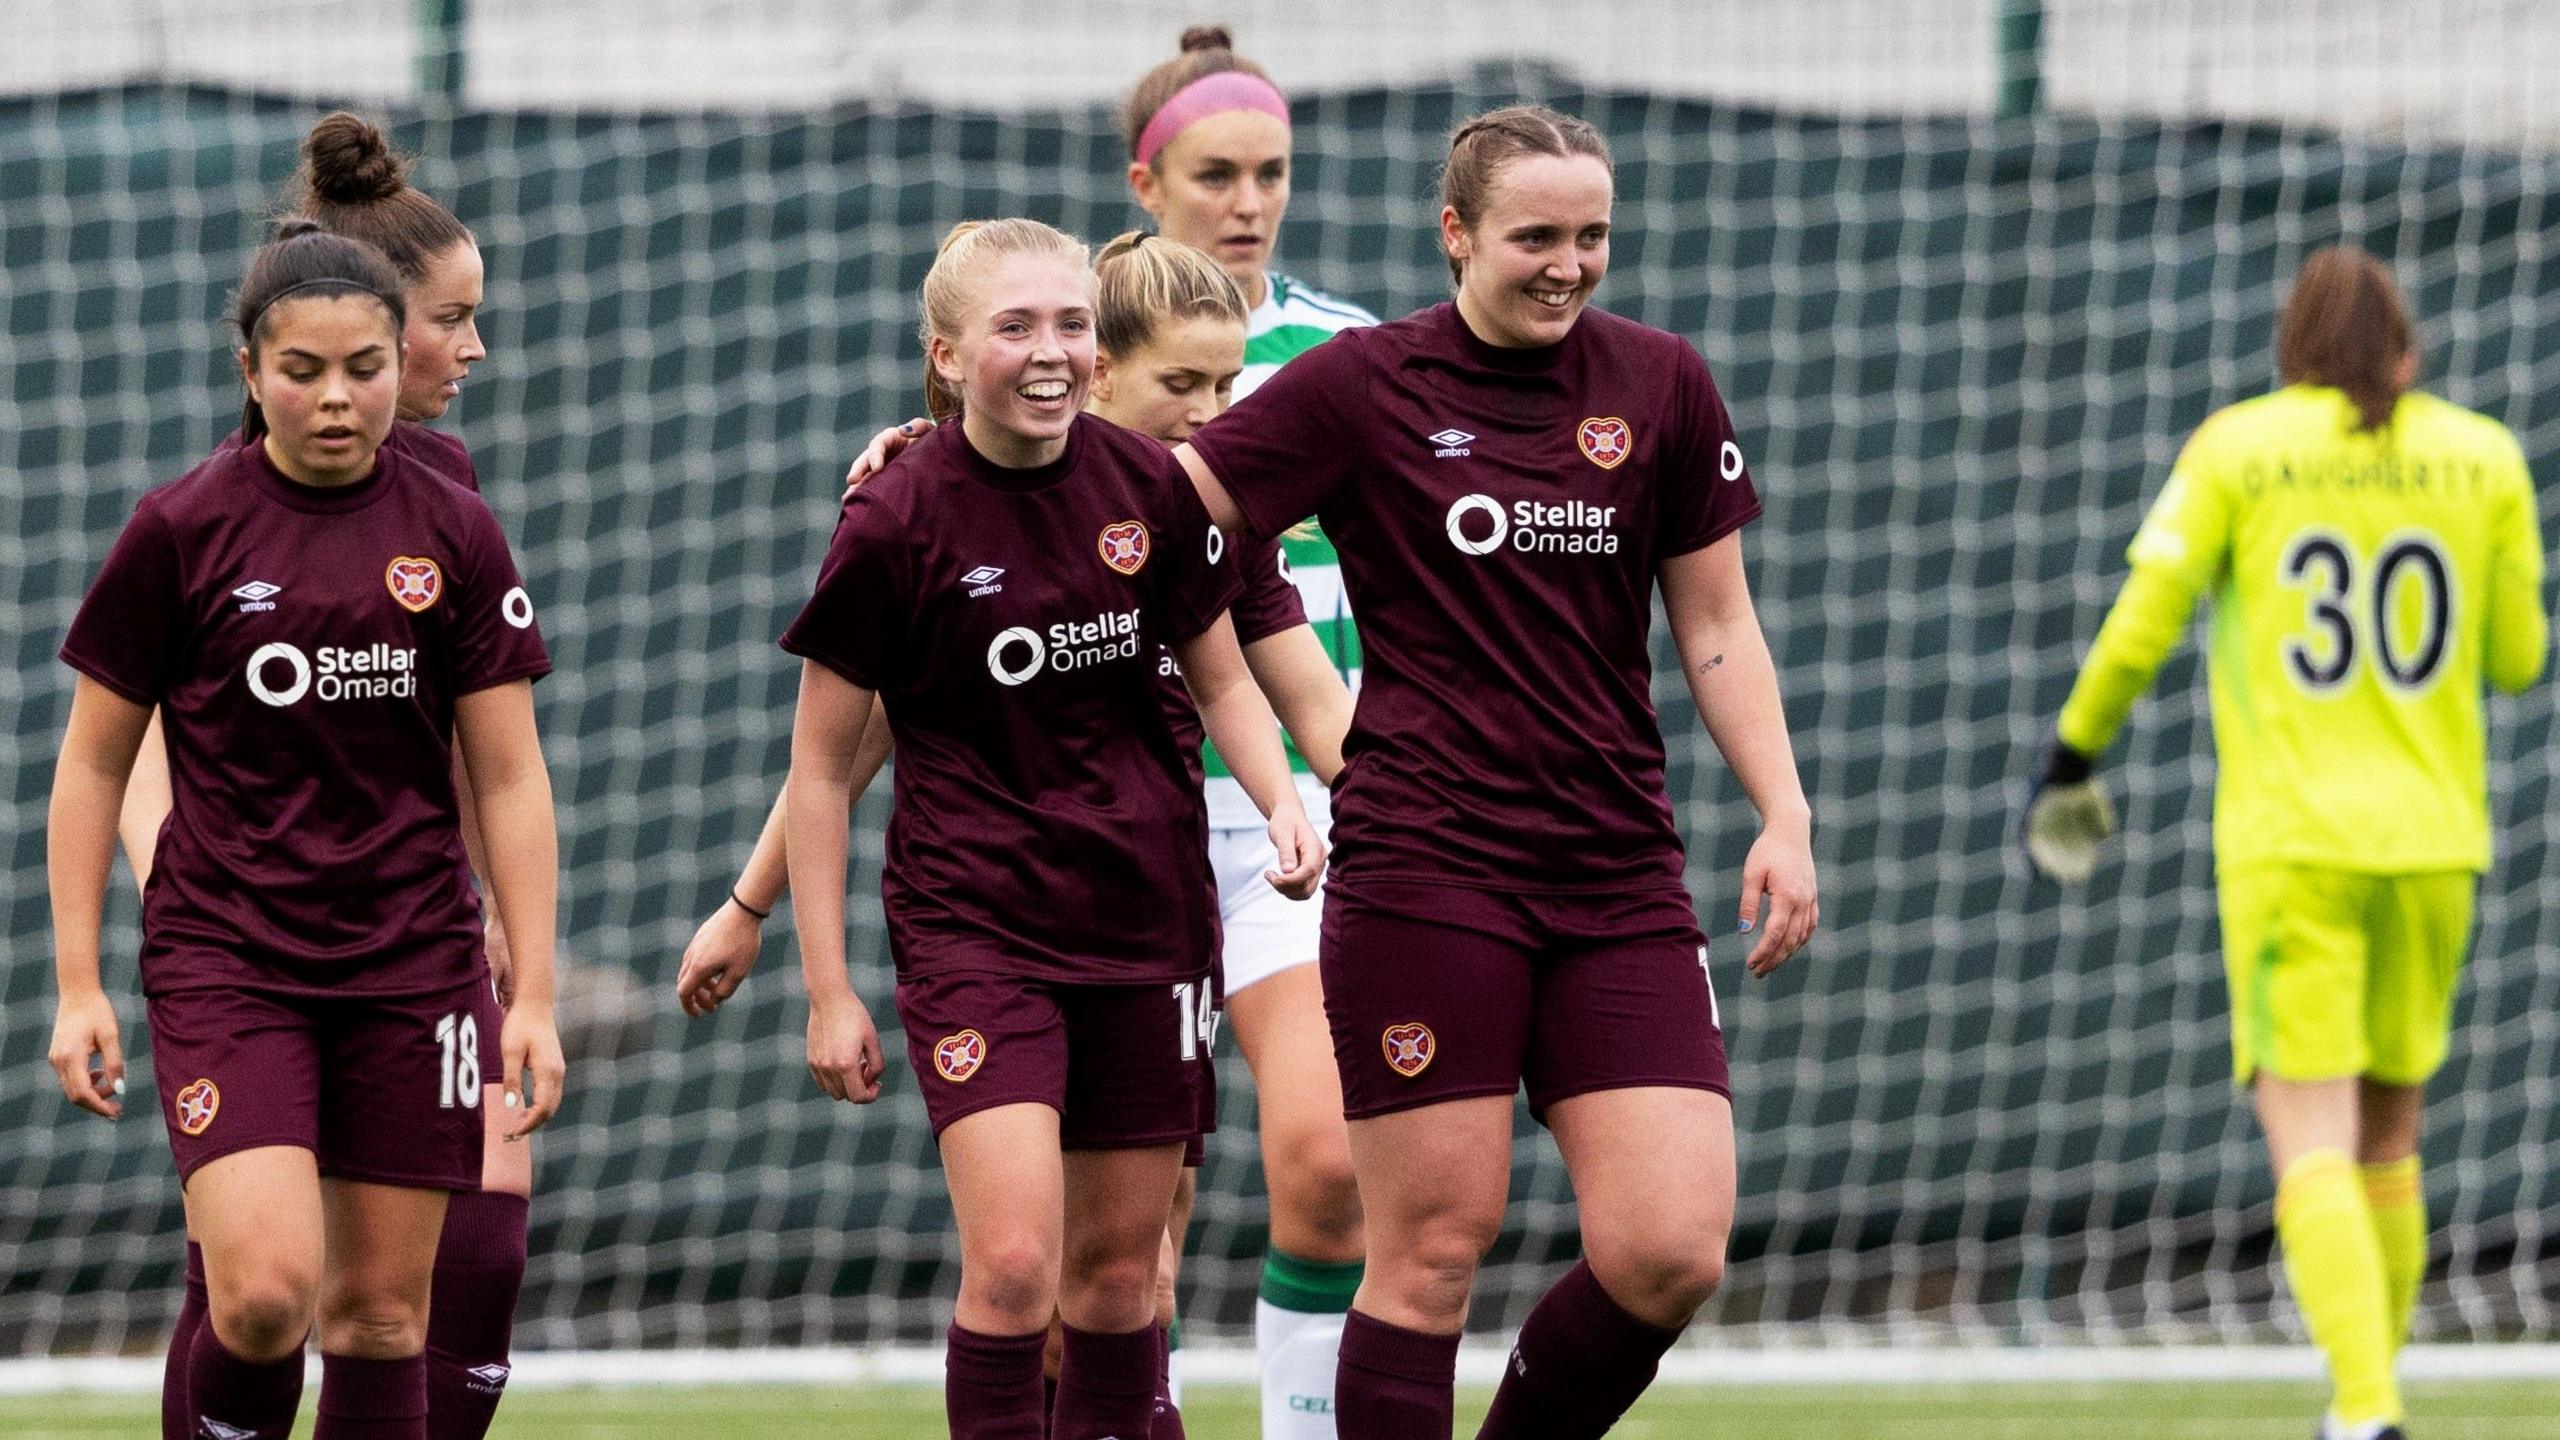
[2362,1156,2427,1357]
[2277,1148,2401,1426]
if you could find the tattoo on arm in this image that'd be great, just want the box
[1698,654,1725,675]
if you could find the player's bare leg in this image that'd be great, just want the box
[1334,1094,1510,1439]
[2358,1079,2429,1367]
[1055,1142,1186,1440]
[316,1177,450,1438]
[2256,1074,2403,1435]
[1477,1087,1733,1439]
[421,1089,532,1439]
[1232,966,1364,1436]
[186,1148,323,1440]
[940,1103,1066,1437]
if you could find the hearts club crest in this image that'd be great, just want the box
[1097,521,1150,576]
[934,1030,987,1083]
[385,556,444,613]
[1576,416,1632,470]
[175,1078,220,1136]
[1381,1023,1436,1078]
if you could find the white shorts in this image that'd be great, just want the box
[1213,784,1331,996]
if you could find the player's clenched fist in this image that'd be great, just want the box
[500,1004,567,1140]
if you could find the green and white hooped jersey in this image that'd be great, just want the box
[1204,273,1375,831]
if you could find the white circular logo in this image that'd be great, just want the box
[502,586,535,629]
[986,626,1046,686]
[1204,527,1227,566]
[1719,440,1745,482]
[1444,494,1508,556]
[246,641,312,707]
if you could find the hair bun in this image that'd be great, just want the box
[1178,24,1234,53]
[302,111,408,204]
[272,216,326,241]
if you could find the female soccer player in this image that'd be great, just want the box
[134,112,528,1440]
[830,31,1382,1427]
[1121,34,1376,1429]
[2026,246,2547,1440]
[779,217,1321,1440]
[1175,105,1819,1438]
[48,222,563,1440]
[681,227,1349,1438]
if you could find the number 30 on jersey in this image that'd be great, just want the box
[2280,528,2453,692]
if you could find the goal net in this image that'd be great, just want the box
[5,0,2556,1364]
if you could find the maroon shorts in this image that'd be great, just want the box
[473,971,506,1087]
[1319,878,1728,1122]
[147,971,491,1190]
[895,970,1213,1151]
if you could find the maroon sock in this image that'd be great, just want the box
[187,1323,304,1440]
[1475,1262,1685,1440]
[947,1322,1048,1440]
[163,1241,210,1440]
[315,1352,428,1440]
[1041,1373,1059,1438]
[1050,1323,1158,1440]
[1150,1323,1186,1439]
[424,1190,528,1440]
[1336,1308,1459,1440]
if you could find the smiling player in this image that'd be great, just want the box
[1170,106,1819,1438]
[775,218,1320,1440]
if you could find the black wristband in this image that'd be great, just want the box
[730,890,772,922]
[2042,742,2097,787]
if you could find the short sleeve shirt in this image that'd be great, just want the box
[1187,302,1762,891]
[1157,525,1305,788]
[781,414,1244,984]
[61,435,551,995]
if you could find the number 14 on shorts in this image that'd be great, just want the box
[436,1010,482,1110]
[1172,981,1219,1061]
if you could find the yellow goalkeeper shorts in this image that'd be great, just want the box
[2218,866,2476,1086]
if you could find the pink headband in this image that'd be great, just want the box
[1136,71,1291,165]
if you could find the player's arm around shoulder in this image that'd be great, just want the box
[1658,533,1817,975]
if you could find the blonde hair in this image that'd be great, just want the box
[1093,230,1247,358]
[919,218,1092,423]
[2277,245,2416,432]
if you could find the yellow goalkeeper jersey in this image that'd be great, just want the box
[2058,384,2549,873]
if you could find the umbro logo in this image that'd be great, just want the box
[231,580,281,613]
[1427,428,1474,458]
[200,1421,256,1440]
[464,1362,512,1393]
[961,565,1005,598]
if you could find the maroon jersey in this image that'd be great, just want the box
[781,414,1244,985]
[1156,525,1306,786]
[231,420,479,493]
[60,435,551,996]
[1188,302,1762,892]
[383,421,480,493]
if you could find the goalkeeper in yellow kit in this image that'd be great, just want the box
[2028,247,2548,1440]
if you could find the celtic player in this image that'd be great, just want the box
[2028,247,2549,1440]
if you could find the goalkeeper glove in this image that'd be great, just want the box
[2024,742,2115,883]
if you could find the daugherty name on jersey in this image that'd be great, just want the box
[1445,495,1621,555]
[986,607,1143,686]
